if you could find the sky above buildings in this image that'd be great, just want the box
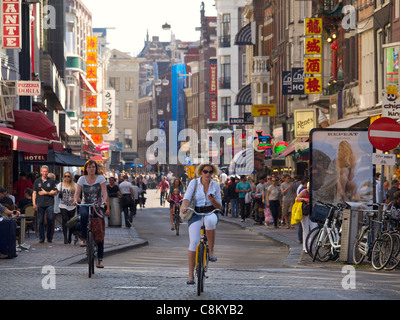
[83,0,217,57]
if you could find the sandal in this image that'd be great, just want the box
[80,241,86,247]
[187,280,195,285]
[96,260,104,268]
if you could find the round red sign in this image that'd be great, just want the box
[368,117,400,151]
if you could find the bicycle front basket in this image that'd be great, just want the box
[310,204,330,223]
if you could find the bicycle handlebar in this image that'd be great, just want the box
[186,207,221,216]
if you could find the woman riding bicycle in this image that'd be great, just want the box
[74,160,109,268]
[180,162,222,285]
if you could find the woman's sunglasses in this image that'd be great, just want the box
[203,170,213,174]
[64,175,71,178]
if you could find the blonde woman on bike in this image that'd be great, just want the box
[180,162,222,285]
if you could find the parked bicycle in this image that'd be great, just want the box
[352,204,395,270]
[311,202,345,262]
[187,207,221,296]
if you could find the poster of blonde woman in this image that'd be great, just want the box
[310,129,374,206]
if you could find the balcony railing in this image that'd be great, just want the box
[219,77,231,89]
[252,56,271,76]
[218,35,231,48]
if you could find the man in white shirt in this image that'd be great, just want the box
[118,175,135,228]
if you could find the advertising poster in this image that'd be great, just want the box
[310,129,373,206]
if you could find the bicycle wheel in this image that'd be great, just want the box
[385,232,400,270]
[196,244,205,296]
[312,229,333,262]
[371,232,393,270]
[352,229,369,265]
[87,231,95,278]
[305,226,321,258]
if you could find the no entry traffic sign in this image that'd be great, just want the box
[368,117,400,151]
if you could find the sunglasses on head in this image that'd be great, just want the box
[203,170,213,174]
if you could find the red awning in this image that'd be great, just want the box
[12,110,60,140]
[95,143,110,152]
[0,127,49,154]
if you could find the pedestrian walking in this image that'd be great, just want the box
[265,177,280,228]
[236,175,251,222]
[119,175,135,228]
[57,171,77,244]
[297,182,317,252]
[32,165,58,243]
[280,174,295,229]
[227,177,239,217]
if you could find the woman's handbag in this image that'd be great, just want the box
[180,179,198,222]
[92,217,105,242]
[291,201,303,225]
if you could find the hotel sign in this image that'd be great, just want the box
[2,0,21,49]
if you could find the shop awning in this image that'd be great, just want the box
[95,143,110,152]
[327,117,369,128]
[22,150,87,167]
[234,22,256,46]
[0,127,49,154]
[235,84,252,106]
[12,109,64,152]
[13,110,60,140]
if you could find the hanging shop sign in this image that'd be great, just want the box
[304,17,323,94]
[251,104,277,117]
[2,0,21,49]
[17,81,41,96]
[382,84,400,118]
[254,130,272,151]
[294,109,317,138]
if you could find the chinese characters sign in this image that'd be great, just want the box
[2,0,21,49]
[305,18,322,35]
[305,37,322,55]
[304,18,323,94]
[86,37,98,110]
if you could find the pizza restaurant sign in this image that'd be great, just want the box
[23,153,47,161]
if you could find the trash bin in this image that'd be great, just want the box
[108,197,121,227]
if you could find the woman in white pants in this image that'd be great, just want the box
[297,183,318,252]
[180,162,222,285]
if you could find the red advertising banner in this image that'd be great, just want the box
[210,99,217,121]
[209,64,217,95]
[2,0,21,49]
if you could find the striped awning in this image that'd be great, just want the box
[234,22,255,46]
[235,84,252,106]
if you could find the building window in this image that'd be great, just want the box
[220,55,231,89]
[219,13,231,47]
[221,97,231,122]
[124,129,133,149]
[124,100,133,118]
[109,77,120,92]
[125,77,134,91]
